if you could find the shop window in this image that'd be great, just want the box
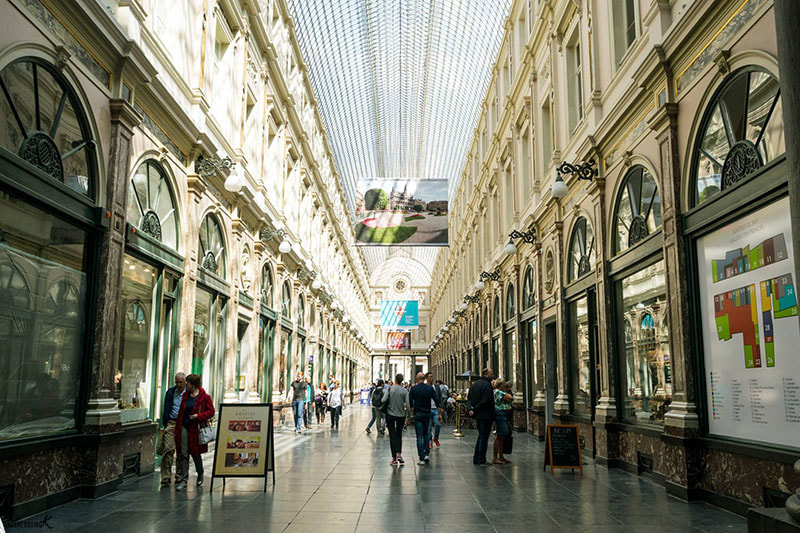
[614,166,662,254]
[619,260,671,423]
[261,263,274,307]
[127,160,179,250]
[493,296,501,329]
[116,256,158,422]
[569,296,591,416]
[522,266,535,310]
[281,281,292,317]
[198,214,226,278]
[693,68,784,206]
[0,189,88,440]
[567,216,595,283]
[0,58,96,199]
[506,284,516,321]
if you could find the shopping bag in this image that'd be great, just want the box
[199,420,215,445]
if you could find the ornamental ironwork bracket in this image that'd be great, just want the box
[452,310,466,318]
[297,268,317,282]
[260,228,287,242]
[195,155,235,178]
[556,158,598,181]
[464,294,480,304]
[479,269,501,282]
[509,228,536,243]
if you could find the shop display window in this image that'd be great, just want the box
[116,255,157,422]
[0,189,88,439]
[570,296,591,416]
[618,260,671,423]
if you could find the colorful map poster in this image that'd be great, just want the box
[696,197,800,449]
[713,285,761,368]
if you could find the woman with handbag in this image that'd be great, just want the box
[492,378,513,465]
[174,374,215,490]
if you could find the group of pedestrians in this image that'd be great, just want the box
[290,372,345,433]
[468,367,514,465]
[159,373,215,490]
[365,372,452,467]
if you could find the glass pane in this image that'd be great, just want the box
[116,255,157,422]
[192,288,213,377]
[697,104,727,204]
[0,188,87,440]
[616,187,632,253]
[619,260,671,423]
[570,296,591,416]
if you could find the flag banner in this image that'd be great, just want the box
[380,300,419,329]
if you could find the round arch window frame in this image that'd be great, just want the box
[505,283,516,322]
[567,215,596,284]
[612,165,663,256]
[689,66,784,208]
[522,265,535,310]
[0,56,99,200]
[261,263,274,308]
[198,212,227,279]
[281,280,292,318]
[127,159,181,250]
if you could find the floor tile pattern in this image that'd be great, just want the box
[8,406,746,532]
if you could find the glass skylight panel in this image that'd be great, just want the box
[287,0,510,278]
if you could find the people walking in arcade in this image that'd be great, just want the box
[468,368,495,466]
[174,374,214,490]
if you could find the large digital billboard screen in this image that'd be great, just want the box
[380,300,419,329]
[355,179,448,246]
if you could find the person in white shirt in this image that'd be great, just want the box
[327,380,344,430]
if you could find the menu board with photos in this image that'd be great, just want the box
[211,403,275,489]
[696,197,800,449]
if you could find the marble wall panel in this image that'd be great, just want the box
[699,448,800,506]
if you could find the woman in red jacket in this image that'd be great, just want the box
[174,373,214,490]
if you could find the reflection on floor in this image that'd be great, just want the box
[9,406,746,532]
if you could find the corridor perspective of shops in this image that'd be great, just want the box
[0,0,799,531]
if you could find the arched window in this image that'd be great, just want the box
[198,214,226,278]
[0,58,97,198]
[297,295,305,327]
[522,266,535,310]
[492,296,501,329]
[505,284,516,321]
[261,263,274,307]
[483,305,488,333]
[567,216,595,282]
[310,304,316,328]
[125,300,148,332]
[127,160,179,249]
[613,166,662,254]
[281,281,292,317]
[692,68,784,205]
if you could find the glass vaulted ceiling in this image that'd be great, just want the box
[288,0,510,281]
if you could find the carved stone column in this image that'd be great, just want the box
[552,217,570,416]
[82,99,140,495]
[651,102,701,498]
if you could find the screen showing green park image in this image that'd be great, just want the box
[354,179,448,245]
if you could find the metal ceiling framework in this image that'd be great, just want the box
[287,0,510,283]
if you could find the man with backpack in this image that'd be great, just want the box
[365,379,385,434]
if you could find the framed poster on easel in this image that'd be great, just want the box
[210,403,275,491]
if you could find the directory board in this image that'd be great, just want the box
[380,300,419,329]
[696,197,800,448]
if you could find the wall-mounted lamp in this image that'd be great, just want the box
[553,159,598,199]
[504,228,537,255]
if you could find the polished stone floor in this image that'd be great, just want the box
[9,405,746,532]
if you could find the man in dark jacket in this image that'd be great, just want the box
[160,372,186,484]
[467,368,495,465]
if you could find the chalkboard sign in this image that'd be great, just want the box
[543,424,583,475]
